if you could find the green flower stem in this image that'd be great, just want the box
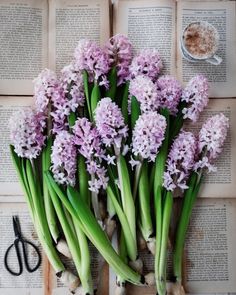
[121,82,129,125]
[116,229,128,292]
[133,161,142,202]
[91,83,101,120]
[83,70,92,120]
[156,191,173,295]
[116,154,137,248]
[105,66,117,100]
[78,155,90,205]
[131,96,141,130]
[107,185,137,261]
[173,173,201,284]
[42,137,60,243]
[138,161,153,241]
[154,185,162,285]
[45,171,143,285]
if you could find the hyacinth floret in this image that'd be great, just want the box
[105,34,132,85]
[95,97,128,150]
[74,39,110,88]
[129,49,163,81]
[156,75,182,115]
[129,75,160,113]
[9,108,46,159]
[73,118,108,193]
[33,68,58,114]
[163,131,197,192]
[182,74,209,122]
[132,112,167,162]
[51,130,77,186]
[60,63,85,111]
[194,113,229,172]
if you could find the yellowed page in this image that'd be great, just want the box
[176,0,236,97]
[0,202,45,294]
[114,0,176,75]
[49,0,110,73]
[185,99,236,198]
[0,97,33,200]
[0,0,48,95]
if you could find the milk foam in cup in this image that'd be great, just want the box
[180,21,222,65]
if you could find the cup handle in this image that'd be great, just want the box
[206,54,222,65]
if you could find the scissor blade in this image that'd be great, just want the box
[12,216,21,238]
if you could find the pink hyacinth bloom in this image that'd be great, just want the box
[129,75,160,113]
[9,108,46,159]
[73,118,108,192]
[33,68,58,114]
[194,113,229,172]
[51,130,77,186]
[95,97,128,150]
[132,112,166,162]
[156,75,182,115]
[74,39,110,88]
[182,74,209,122]
[105,34,132,85]
[163,131,197,192]
[129,49,163,81]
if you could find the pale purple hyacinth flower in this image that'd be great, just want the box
[33,68,58,114]
[51,130,77,186]
[95,97,128,151]
[60,63,85,111]
[74,39,110,88]
[9,108,46,159]
[105,34,132,85]
[163,131,197,192]
[132,112,167,162]
[182,74,209,122]
[194,113,229,173]
[129,49,163,81]
[156,75,182,115]
[73,118,108,193]
[129,75,160,113]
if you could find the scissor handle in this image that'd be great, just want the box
[21,238,41,273]
[4,240,23,276]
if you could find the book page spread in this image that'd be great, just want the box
[176,0,236,97]
[114,0,176,75]
[0,0,48,95]
[49,0,110,73]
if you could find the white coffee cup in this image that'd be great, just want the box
[180,21,222,65]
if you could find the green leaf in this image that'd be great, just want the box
[68,112,76,128]
[121,82,129,125]
[91,83,101,120]
[131,95,141,129]
[105,66,117,100]
[83,70,92,120]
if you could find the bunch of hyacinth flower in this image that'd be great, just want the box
[9,34,229,295]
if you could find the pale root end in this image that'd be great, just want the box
[137,233,147,250]
[166,282,186,295]
[129,257,143,274]
[56,239,72,258]
[59,270,80,292]
[147,237,156,255]
[144,272,155,286]
[115,285,126,295]
[105,218,116,239]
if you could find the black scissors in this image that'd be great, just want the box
[4,215,41,276]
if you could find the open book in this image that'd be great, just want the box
[0,0,235,97]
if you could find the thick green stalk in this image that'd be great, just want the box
[91,83,101,120]
[138,161,153,241]
[116,229,128,292]
[42,137,60,243]
[133,161,142,202]
[156,191,173,295]
[173,173,200,283]
[83,70,92,120]
[45,172,143,284]
[78,155,90,204]
[121,82,129,125]
[107,185,137,261]
[105,66,117,100]
[131,96,141,129]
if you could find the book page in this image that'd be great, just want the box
[49,0,110,73]
[114,0,176,75]
[185,99,236,199]
[0,97,33,201]
[109,199,236,294]
[176,1,236,98]
[0,202,45,295]
[0,0,48,95]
